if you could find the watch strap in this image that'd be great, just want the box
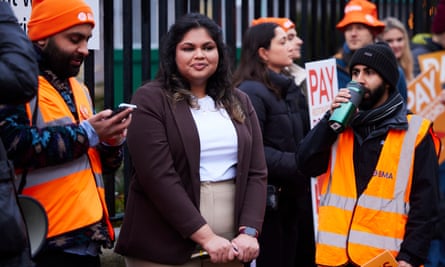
[239,227,258,238]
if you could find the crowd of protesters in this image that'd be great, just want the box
[1,0,445,267]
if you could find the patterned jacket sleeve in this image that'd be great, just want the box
[0,104,91,170]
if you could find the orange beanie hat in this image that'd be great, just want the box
[28,0,95,41]
[251,17,295,32]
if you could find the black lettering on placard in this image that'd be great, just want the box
[19,16,27,33]
[5,1,31,33]
[3,0,18,6]
[2,0,30,7]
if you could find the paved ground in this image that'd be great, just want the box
[100,248,125,267]
[100,228,125,267]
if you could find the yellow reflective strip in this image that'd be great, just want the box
[317,231,347,248]
[320,193,355,211]
[42,117,73,126]
[23,155,91,188]
[349,229,402,251]
[394,115,422,205]
[359,195,406,214]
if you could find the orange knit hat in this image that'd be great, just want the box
[336,0,384,33]
[28,0,95,41]
[251,17,295,32]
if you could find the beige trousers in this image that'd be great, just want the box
[125,180,242,267]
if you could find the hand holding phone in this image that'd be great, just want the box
[108,103,137,118]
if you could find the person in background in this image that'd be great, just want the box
[249,17,315,267]
[114,13,267,267]
[411,0,445,76]
[334,0,408,101]
[233,22,313,267]
[252,17,306,93]
[298,42,440,267]
[379,17,414,82]
[0,2,38,267]
[0,0,133,266]
[411,1,445,266]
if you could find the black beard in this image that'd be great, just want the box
[40,38,83,80]
[358,83,386,110]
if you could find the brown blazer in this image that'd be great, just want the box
[115,81,267,264]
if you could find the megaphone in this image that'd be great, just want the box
[18,195,47,258]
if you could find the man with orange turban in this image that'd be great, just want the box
[0,0,134,266]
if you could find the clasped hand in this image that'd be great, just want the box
[201,233,259,263]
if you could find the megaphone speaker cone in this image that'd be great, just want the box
[18,195,48,258]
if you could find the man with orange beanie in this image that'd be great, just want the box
[0,0,134,266]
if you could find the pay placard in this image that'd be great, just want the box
[305,58,338,241]
[418,51,445,84]
[305,58,338,128]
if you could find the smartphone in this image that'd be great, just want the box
[108,103,137,118]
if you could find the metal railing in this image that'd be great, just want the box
[82,0,438,220]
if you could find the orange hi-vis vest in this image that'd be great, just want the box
[316,114,440,266]
[23,76,114,240]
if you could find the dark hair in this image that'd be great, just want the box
[233,23,283,98]
[156,13,244,122]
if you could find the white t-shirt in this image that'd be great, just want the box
[190,95,238,182]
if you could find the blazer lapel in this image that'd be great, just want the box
[171,100,201,180]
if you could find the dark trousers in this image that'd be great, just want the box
[0,247,35,267]
[256,184,316,267]
[34,249,100,267]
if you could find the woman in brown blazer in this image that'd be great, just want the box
[115,13,267,267]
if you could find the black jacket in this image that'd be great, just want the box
[0,3,38,267]
[238,70,310,187]
[239,70,315,267]
[0,2,38,105]
[297,96,439,267]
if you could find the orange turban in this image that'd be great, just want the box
[28,0,95,41]
[251,17,295,32]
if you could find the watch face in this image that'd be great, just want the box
[242,227,258,237]
[245,228,256,235]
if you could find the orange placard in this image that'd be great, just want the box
[362,250,398,267]
[418,51,445,84]
[407,66,445,163]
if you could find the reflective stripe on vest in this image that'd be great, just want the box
[23,76,114,240]
[316,115,431,266]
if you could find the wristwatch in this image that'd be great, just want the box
[239,227,258,238]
